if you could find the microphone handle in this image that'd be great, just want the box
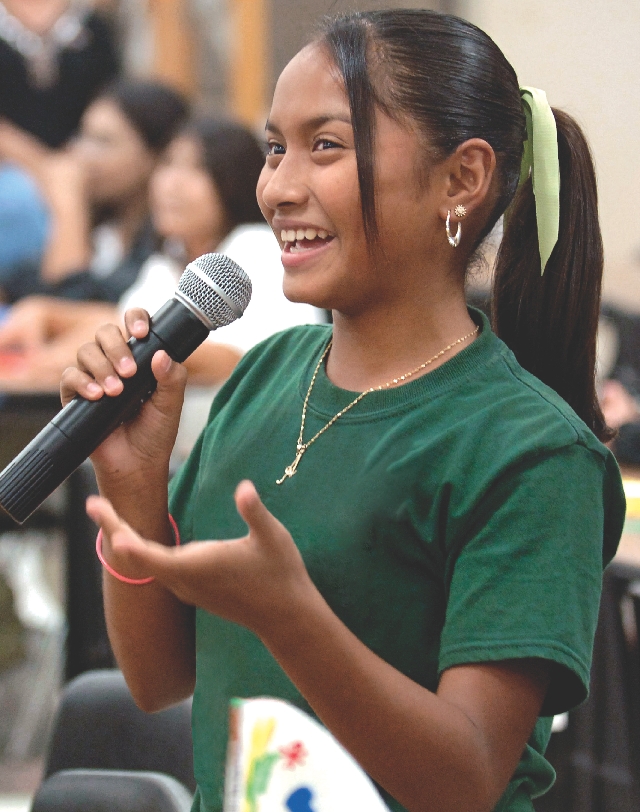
[0,300,209,524]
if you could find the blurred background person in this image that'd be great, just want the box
[0,78,189,304]
[0,116,324,391]
[0,0,119,289]
[0,0,119,147]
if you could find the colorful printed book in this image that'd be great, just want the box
[223,697,392,812]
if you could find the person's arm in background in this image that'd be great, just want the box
[0,297,117,390]
[60,315,197,709]
[0,296,116,353]
[0,119,92,282]
[182,341,242,385]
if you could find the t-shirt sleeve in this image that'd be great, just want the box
[438,442,622,716]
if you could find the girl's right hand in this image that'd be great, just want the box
[60,308,188,486]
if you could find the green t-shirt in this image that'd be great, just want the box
[169,309,625,812]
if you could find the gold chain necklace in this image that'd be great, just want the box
[275,325,479,484]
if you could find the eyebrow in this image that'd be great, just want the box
[265,113,352,136]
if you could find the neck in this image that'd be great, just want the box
[3,0,69,34]
[110,192,150,254]
[326,279,477,392]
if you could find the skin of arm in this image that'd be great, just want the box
[60,322,199,710]
[86,481,550,812]
[0,300,242,389]
[0,119,92,281]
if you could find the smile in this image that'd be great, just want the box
[280,228,335,253]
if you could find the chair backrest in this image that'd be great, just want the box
[538,563,640,812]
[44,669,196,792]
[31,769,193,812]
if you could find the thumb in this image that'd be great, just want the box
[234,480,284,545]
[149,350,188,414]
[86,495,173,575]
[86,494,130,540]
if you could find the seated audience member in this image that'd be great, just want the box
[0,79,189,303]
[0,0,119,148]
[0,163,48,282]
[0,117,324,390]
[0,0,120,289]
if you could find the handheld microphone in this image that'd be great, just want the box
[0,253,252,524]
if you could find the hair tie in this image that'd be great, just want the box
[518,86,560,275]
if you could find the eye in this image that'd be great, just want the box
[266,141,285,156]
[314,138,341,151]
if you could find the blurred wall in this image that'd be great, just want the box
[269,0,459,91]
[463,0,640,311]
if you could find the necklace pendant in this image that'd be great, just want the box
[276,449,305,485]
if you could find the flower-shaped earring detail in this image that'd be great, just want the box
[446,205,467,248]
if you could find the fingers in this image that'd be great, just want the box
[93,322,137,383]
[65,322,136,400]
[59,321,131,403]
[60,365,104,405]
[124,308,150,341]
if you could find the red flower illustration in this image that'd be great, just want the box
[279,740,308,769]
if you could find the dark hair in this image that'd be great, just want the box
[320,10,609,440]
[181,117,265,229]
[100,80,189,153]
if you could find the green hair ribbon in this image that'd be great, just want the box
[519,86,560,275]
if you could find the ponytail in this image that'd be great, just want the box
[492,109,612,442]
[319,11,610,440]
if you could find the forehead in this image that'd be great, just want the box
[267,44,350,129]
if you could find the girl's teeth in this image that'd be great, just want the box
[280,227,333,247]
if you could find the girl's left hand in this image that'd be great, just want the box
[86,481,316,638]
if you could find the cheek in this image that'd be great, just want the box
[178,180,226,236]
[256,167,273,222]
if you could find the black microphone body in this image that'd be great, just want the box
[0,253,251,524]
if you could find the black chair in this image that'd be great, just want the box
[536,562,640,812]
[31,769,193,812]
[43,669,196,793]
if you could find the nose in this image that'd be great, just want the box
[259,151,309,213]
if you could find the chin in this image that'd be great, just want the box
[282,278,334,311]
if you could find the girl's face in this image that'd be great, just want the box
[257,44,443,315]
[150,135,227,247]
[73,98,157,207]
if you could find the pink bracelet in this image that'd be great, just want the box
[96,514,181,585]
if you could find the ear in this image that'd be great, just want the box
[438,138,496,223]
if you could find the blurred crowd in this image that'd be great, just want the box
[0,0,324,396]
[0,0,327,731]
[0,0,638,794]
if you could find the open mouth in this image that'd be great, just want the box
[280,228,335,253]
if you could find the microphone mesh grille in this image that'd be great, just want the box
[177,253,252,329]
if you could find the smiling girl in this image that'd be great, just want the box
[66,10,624,812]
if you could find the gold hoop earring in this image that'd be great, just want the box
[446,210,462,248]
